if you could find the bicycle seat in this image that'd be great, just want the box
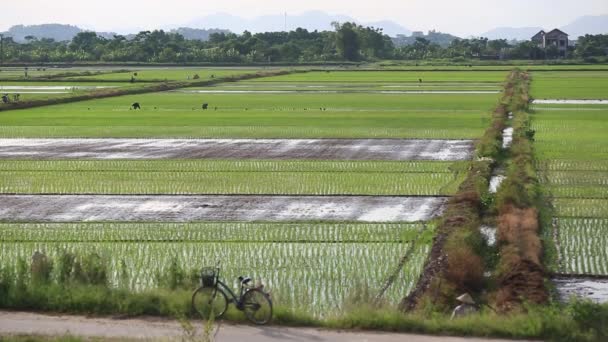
[238,276,252,285]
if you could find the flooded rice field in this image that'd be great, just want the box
[532,99,608,105]
[554,277,608,303]
[0,138,474,161]
[0,195,447,223]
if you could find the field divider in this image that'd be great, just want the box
[0,69,301,112]
[491,70,549,309]
[399,72,511,311]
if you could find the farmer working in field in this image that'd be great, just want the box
[451,293,478,319]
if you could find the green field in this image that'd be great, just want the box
[65,68,264,82]
[0,81,137,102]
[0,160,466,195]
[531,71,608,99]
[533,89,608,275]
[0,220,434,316]
[0,69,504,316]
[0,90,497,139]
[254,71,507,83]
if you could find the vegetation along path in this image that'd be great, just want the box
[0,311,533,342]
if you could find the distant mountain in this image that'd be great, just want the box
[2,24,82,43]
[561,15,608,38]
[480,27,543,41]
[365,20,411,37]
[480,15,608,41]
[170,27,231,41]
[188,11,411,37]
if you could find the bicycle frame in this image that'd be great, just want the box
[206,265,257,309]
[213,279,251,309]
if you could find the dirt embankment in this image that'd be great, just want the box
[492,71,548,310]
[400,72,513,311]
[402,70,549,312]
[0,70,295,112]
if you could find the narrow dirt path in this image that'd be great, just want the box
[0,311,530,342]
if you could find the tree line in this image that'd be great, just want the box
[1,23,607,63]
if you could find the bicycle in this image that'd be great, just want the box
[191,265,273,325]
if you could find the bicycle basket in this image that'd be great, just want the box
[200,267,217,287]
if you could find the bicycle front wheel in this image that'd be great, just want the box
[192,286,229,320]
[242,289,273,325]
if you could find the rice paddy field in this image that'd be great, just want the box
[64,68,266,82]
[530,71,608,99]
[0,68,506,315]
[531,69,608,302]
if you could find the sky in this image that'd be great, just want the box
[1,0,607,36]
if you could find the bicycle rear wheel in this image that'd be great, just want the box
[242,289,273,325]
[192,286,228,320]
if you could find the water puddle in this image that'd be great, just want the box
[502,127,513,149]
[489,175,506,193]
[480,225,497,246]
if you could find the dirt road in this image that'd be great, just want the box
[0,311,529,342]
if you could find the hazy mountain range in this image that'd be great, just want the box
[481,15,608,40]
[1,12,606,43]
[187,11,412,37]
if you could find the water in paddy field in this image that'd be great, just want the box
[554,277,608,303]
[0,195,448,223]
[532,99,608,105]
[0,138,474,161]
[502,127,513,149]
[480,225,497,246]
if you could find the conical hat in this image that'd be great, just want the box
[456,293,475,304]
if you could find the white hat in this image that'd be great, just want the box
[456,293,475,305]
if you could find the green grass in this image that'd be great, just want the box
[200,82,503,91]
[0,221,430,243]
[0,159,465,196]
[531,71,608,99]
[532,109,608,160]
[65,68,263,82]
[0,222,434,243]
[0,241,429,316]
[0,81,134,87]
[0,82,136,103]
[555,218,608,275]
[0,170,463,196]
[254,71,508,83]
[0,91,496,138]
[533,100,608,278]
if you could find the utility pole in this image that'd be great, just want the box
[284,12,287,32]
